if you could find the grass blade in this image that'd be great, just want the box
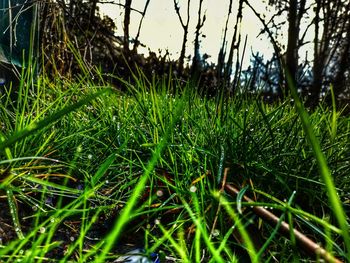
[287,74,350,258]
[0,89,111,151]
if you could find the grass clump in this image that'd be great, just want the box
[0,68,349,262]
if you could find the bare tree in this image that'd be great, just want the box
[123,0,132,55]
[244,0,284,93]
[216,0,232,83]
[332,4,350,98]
[263,0,306,96]
[133,0,151,52]
[285,0,299,94]
[191,0,206,77]
[173,0,191,73]
[224,0,243,88]
[251,0,350,103]
[310,0,350,103]
[311,0,322,101]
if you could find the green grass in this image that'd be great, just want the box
[0,66,349,262]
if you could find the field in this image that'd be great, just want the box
[0,68,349,262]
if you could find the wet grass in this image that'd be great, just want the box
[0,68,349,262]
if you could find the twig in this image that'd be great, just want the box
[224,183,343,263]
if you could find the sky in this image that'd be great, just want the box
[98,0,292,68]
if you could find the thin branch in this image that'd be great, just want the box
[224,184,343,263]
[98,1,143,15]
[244,0,284,86]
[133,0,151,51]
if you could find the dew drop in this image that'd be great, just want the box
[77,146,82,153]
[190,185,197,193]
[39,227,46,234]
[212,229,220,237]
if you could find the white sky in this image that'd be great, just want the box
[98,0,308,68]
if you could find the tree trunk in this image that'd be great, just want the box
[123,0,132,55]
[178,28,188,73]
[309,0,323,105]
[224,0,243,88]
[191,0,205,79]
[285,0,299,96]
[217,0,232,82]
[173,0,191,73]
[331,3,350,99]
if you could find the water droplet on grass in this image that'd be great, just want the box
[77,146,83,153]
[190,186,197,193]
[212,229,220,237]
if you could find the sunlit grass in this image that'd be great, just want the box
[0,65,349,262]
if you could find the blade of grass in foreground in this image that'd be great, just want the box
[94,90,187,263]
[0,88,111,151]
[287,75,350,259]
[215,193,257,262]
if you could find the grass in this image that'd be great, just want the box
[0,64,349,262]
